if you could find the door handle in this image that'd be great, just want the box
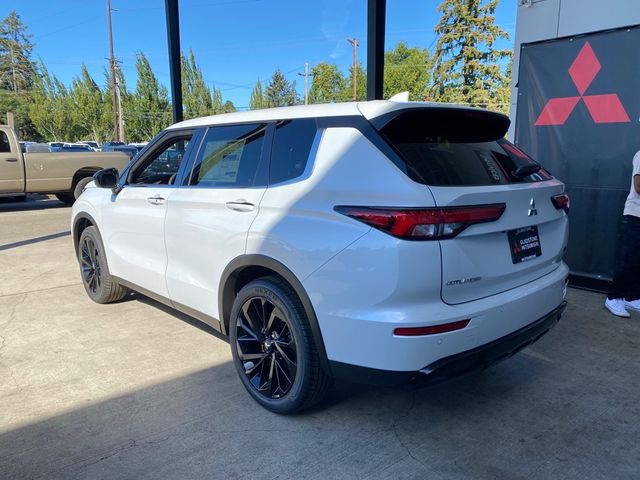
[147,195,165,205]
[4,158,17,162]
[225,200,255,212]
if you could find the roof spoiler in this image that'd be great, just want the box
[371,107,511,143]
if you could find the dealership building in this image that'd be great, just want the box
[510,0,640,285]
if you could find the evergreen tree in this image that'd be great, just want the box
[249,79,265,110]
[128,53,171,141]
[221,100,236,113]
[29,62,73,140]
[384,42,431,101]
[264,68,298,107]
[70,65,107,142]
[0,11,35,93]
[211,85,223,114]
[0,11,36,138]
[431,0,510,109]
[182,49,213,118]
[309,62,347,104]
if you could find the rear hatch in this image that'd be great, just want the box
[372,106,568,304]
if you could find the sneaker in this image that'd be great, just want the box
[605,298,630,317]
[624,299,640,312]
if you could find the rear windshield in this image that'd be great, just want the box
[378,109,551,186]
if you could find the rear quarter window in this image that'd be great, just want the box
[269,118,317,184]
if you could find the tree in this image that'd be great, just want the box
[309,62,347,104]
[29,62,73,140]
[249,79,265,110]
[127,53,171,141]
[384,42,431,101]
[431,0,510,109]
[0,11,37,138]
[182,49,213,119]
[221,100,236,113]
[0,11,35,94]
[264,68,298,107]
[70,65,108,142]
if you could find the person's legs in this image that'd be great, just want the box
[606,216,640,316]
[608,216,633,300]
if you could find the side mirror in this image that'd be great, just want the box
[93,168,119,192]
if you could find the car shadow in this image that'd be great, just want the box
[0,194,68,212]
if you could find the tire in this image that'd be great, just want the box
[77,226,128,304]
[55,192,75,205]
[230,276,332,414]
[74,176,94,200]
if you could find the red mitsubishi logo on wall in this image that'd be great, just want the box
[535,42,630,126]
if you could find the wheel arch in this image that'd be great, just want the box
[72,212,98,256]
[219,254,331,375]
[72,167,101,188]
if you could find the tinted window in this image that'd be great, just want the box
[190,123,267,187]
[379,109,551,186]
[0,132,11,153]
[130,135,192,185]
[269,119,317,184]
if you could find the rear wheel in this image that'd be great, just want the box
[78,226,128,304]
[229,277,332,414]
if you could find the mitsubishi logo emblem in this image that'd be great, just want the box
[528,198,538,217]
[535,42,630,126]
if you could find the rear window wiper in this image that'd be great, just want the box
[511,164,541,178]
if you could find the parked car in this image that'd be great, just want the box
[77,141,100,151]
[71,101,569,413]
[0,125,130,204]
[102,141,125,149]
[61,143,93,152]
[128,142,148,152]
[101,144,138,159]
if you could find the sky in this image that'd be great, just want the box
[2,0,517,109]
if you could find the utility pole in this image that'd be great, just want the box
[106,0,119,141]
[298,63,311,105]
[347,38,359,101]
[115,73,125,143]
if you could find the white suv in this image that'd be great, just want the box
[71,101,569,413]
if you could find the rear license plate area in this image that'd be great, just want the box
[508,226,542,264]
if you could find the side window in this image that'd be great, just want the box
[269,119,317,184]
[189,123,267,187]
[129,135,192,185]
[0,131,11,153]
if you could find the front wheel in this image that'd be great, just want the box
[78,226,128,304]
[229,277,332,414]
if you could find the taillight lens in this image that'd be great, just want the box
[551,193,570,212]
[394,319,471,336]
[334,204,506,240]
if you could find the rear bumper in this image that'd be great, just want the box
[330,301,566,386]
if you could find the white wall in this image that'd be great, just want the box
[509,0,640,137]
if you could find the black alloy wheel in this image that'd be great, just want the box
[80,236,102,294]
[235,296,297,399]
[77,226,128,304]
[229,277,332,413]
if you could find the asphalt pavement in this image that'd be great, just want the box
[0,195,638,480]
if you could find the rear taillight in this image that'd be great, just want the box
[394,319,470,336]
[551,193,570,212]
[334,204,506,240]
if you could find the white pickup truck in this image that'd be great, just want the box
[0,125,130,204]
